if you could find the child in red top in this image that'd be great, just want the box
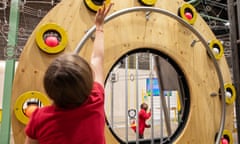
[24,3,113,144]
[131,103,151,139]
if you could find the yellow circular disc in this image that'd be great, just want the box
[224,83,236,105]
[221,129,233,144]
[14,91,51,125]
[84,0,111,12]
[179,3,197,25]
[209,39,224,60]
[139,0,157,6]
[35,23,68,54]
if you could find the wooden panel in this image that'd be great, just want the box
[11,0,234,143]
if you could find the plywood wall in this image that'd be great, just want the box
[10,0,234,144]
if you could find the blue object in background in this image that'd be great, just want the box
[146,78,160,96]
[146,78,172,96]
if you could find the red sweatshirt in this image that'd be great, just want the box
[131,108,151,135]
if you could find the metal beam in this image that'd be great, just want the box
[206,0,228,10]
[0,0,20,143]
[154,56,172,136]
[200,13,228,23]
[228,0,240,143]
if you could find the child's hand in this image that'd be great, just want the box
[95,2,114,28]
[146,124,151,128]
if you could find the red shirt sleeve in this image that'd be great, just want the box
[90,82,104,100]
[139,110,151,120]
[25,108,40,139]
[25,82,104,141]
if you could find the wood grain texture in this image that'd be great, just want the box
[11,0,233,143]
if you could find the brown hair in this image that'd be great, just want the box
[43,53,94,109]
[140,103,148,111]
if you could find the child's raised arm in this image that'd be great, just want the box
[91,3,113,86]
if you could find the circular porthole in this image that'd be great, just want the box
[178,3,197,25]
[104,49,190,143]
[35,23,68,54]
[139,0,157,6]
[14,91,51,125]
[224,83,236,105]
[216,129,233,144]
[221,129,233,144]
[84,0,111,12]
[208,39,224,60]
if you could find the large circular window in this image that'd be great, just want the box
[104,49,190,143]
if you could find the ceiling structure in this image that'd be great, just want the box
[0,0,230,61]
[194,0,229,41]
[0,0,59,59]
